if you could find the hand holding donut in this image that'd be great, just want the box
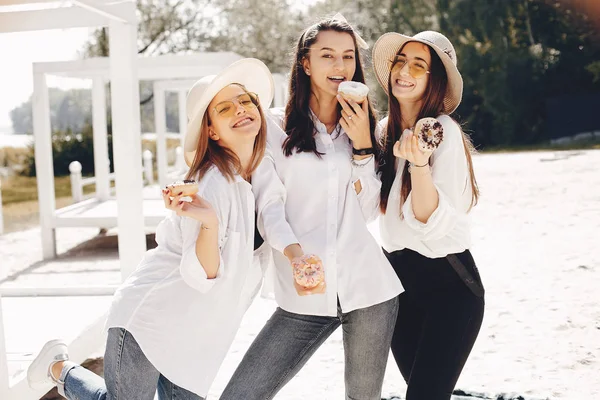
[162,184,218,229]
[394,118,444,167]
[337,92,371,149]
[291,254,326,296]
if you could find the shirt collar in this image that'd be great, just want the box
[309,108,342,136]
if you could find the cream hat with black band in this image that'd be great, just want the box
[372,31,463,114]
[183,58,274,166]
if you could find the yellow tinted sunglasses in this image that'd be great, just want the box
[390,55,430,79]
[212,92,259,118]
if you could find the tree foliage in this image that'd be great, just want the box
[10,0,600,148]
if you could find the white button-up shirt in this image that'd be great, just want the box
[252,108,403,317]
[376,114,474,258]
[105,166,264,397]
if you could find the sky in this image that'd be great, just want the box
[0,27,93,132]
[0,0,323,133]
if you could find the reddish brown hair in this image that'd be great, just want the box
[186,84,267,182]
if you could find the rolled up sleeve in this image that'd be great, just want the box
[252,146,299,255]
[177,174,230,292]
[178,217,224,292]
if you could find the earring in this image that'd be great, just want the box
[305,69,310,76]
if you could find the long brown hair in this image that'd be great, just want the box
[378,44,479,214]
[283,17,379,160]
[186,84,267,182]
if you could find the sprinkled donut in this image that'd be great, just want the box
[414,117,444,152]
[292,254,325,288]
[338,81,370,103]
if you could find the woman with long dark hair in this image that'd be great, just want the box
[220,16,403,400]
[371,31,485,399]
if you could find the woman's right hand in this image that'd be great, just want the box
[294,280,326,296]
[289,252,326,296]
[162,188,218,229]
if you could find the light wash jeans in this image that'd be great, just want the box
[220,296,399,400]
[57,328,203,400]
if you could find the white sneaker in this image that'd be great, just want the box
[27,339,69,390]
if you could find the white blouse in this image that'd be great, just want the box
[105,166,265,397]
[376,114,474,258]
[252,108,403,317]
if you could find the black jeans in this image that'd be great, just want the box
[384,248,485,400]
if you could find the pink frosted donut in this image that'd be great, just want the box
[415,117,444,152]
[292,254,324,288]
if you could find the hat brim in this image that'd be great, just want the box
[184,58,275,166]
[372,32,463,114]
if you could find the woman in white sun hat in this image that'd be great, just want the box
[370,31,485,399]
[26,58,274,400]
[220,15,403,400]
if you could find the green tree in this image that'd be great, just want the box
[10,88,93,135]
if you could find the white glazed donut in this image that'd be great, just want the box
[338,81,369,103]
[414,117,444,152]
[292,254,325,288]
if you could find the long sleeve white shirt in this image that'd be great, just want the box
[252,108,403,317]
[105,166,264,397]
[377,114,474,258]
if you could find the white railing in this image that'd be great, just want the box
[68,161,116,203]
[68,146,184,203]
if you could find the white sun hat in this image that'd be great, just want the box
[183,58,274,166]
[372,31,463,114]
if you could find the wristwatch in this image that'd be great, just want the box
[352,147,374,156]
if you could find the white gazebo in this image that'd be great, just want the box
[31,51,253,271]
[0,1,148,398]
[0,3,290,397]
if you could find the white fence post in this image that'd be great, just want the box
[92,77,110,201]
[142,150,154,185]
[0,178,4,235]
[178,90,187,149]
[69,161,83,203]
[175,146,185,172]
[33,71,57,259]
[109,11,147,280]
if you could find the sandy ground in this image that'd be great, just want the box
[1,150,598,399]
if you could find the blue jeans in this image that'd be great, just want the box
[58,328,203,400]
[220,297,399,400]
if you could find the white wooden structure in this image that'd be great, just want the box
[32,52,249,266]
[29,55,289,254]
[0,1,142,398]
[0,3,289,398]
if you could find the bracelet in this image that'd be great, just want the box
[352,147,374,155]
[410,162,429,168]
[350,154,373,167]
[408,164,431,175]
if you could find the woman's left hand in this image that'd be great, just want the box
[393,130,432,167]
[338,95,372,149]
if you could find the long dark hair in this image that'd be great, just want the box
[283,18,378,160]
[378,43,479,214]
[186,84,267,182]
